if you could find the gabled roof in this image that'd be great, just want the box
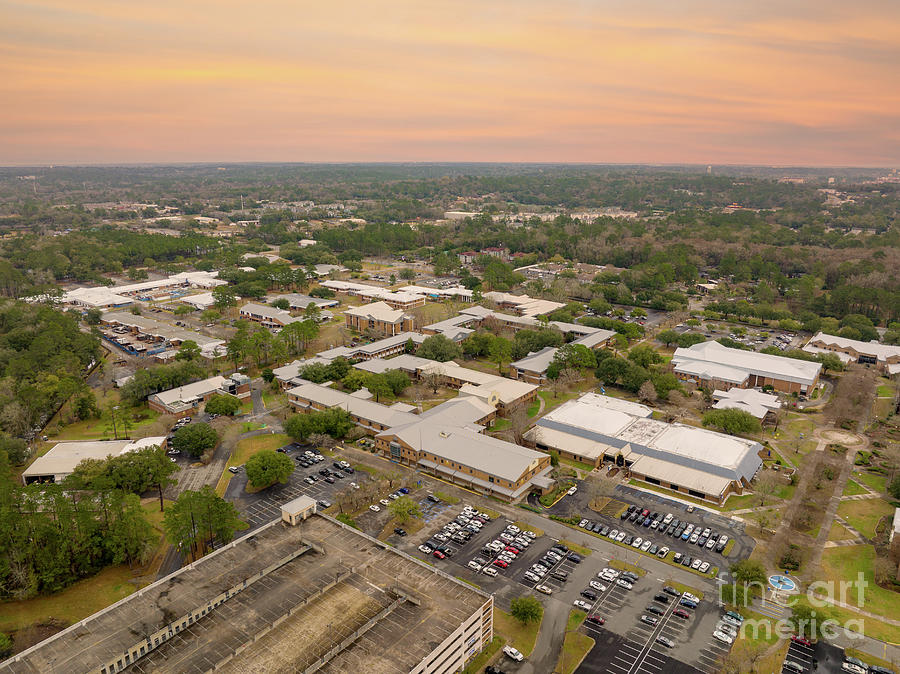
[344,301,409,324]
[807,332,900,362]
[673,341,821,386]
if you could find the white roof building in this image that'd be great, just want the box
[181,292,216,310]
[526,393,762,502]
[482,292,566,317]
[22,437,167,484]
[805,332,900,369]
[712,388,781,420]
[344,301,410,324]
[672,341,821,392]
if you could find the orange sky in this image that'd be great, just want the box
[2,0,899,165]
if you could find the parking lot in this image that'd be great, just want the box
[781,638,847,674]
[227,444,374,529]
[546,481,755,572]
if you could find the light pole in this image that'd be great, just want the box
[111,405,119,440]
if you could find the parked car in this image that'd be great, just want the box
[712,631,734,645]
[645,605,664,616]
[573,600,593,611]
[369,504,380,512]
[663,586,681,597]
[673,608,690,619]
[535,584,553,595]
[432,550,446,560]
[502,646,524,662]
[393,527,407,536]
[616,579,633,590]
[656,636,674,648]
[640,615,658,626]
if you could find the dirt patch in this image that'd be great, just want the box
[821,429,864,445]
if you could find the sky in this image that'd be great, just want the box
[2,0,899,166]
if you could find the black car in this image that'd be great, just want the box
[646,605,664,616]
[681,555,692,567]
[333,461,343,469]
[342,466,354,474]
[567,553,583,563]
[674,526,685,538]
[426,494,440,503]
[552,544,568,554]
[620,510,630,520]
[662,586,681,597]
[697,535,708,547]
[317,500,332,509]
[599,525,610,536]
[621,571,639,582]
[627,504,636,513]
[331,471,344,479]
[671,519,680,530]
[276,447,286,453]
[642,517,652,527]
[624,535,633,546]
[653,593,670,603]
[715,541,727,553]
[550,571,568,581]
[394,527,407,536]
[629,511,640,522]
[580,589,598,601]
[324,476,335,483]
[485,666,506,674]
[319,468,330,476]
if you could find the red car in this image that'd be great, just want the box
[432,550,446,560]
[672,609,690,619]
[504,546,520,554]
[790,635,812,647]
[587,614,605,625]
[493,559,509,568]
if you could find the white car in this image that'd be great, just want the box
[503,646,524,662]
[589,581,607,592]
[712,630,734,645]
[691,558,702,570]
[349,482,360,489]
[567,486,578,495]
[482,566,498,577]
[616,579,633,590]
[506,525,520,534]
[573,600,593,610]
[716,622,738,637]
[663,513,673,525]
[380,499,390,506]
[683,592,700,603]
[369,504,380,512]
[841,663,867,674]
[607,529,619,539]
[699,562,710,573]
[631,536,643,548]
[579,519,589,528]
[616,531,627,542]
[598,568,619,581]
[657,546,669,558]
[514,538,530,548]
[535,584,553,595]
[499,532,514,542]
[640,540,652,552]
[705,537,716,550]
[418,545,433,554]
[523,530,537,539]
[468,561,483,571]
[523,571,540,583]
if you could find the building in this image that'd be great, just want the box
[804,332,900,375]
[318,332,427,361]
[22,437,166,484]
[180,292,216,310]
[101,312,226,359]
[482,292,565,317]
[510,329,617,383]
[271,357,335,389]
[344,302,415,336]
[457,251,478,264]
[2,514,493,674]
[712,388,781,423]
[63,271,227,308]
[525,393,763,504]
[239,302,309,328]
[321,280,426,309]
[270,293,339,310]
[148,374,251,417]
[375,421,553,502]
[672,341,821,394]
[396,285,474,302]
[422,314,480,341]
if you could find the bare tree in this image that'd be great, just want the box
[422,371,443,395]
[754,469,780,506]
[508,407,531,445]
[638,380,658,403]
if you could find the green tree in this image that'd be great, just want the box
[176,339,201,361]
[628,344,662,368]
[730,559,767,588]
[656,329,679,347]
[172,422,219,457]
[489,336,513,373]
[245,449,294,489]
[0,632,12,659]
[163,486,244,561]
[888,476,900,500]
[366,373,393,402]
[383,369,411,396]
[787,599,831,641]
[702,409,761,436]
[416,334,462,362]
[0,434,29,465]
[212,285,237,309]
[271,297,290,310]
[341,369,371,392]
[174,304,194,316]
[284,408,353,441]
[205,393,241,416]
[388,495,422,524]
[509,595,544,625]
[84,307,103,325]
[73,391,101,421]
[399,268,416,281]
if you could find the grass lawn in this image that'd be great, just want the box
[490,418,512,432]
[462,636,502,674]
[52,400,161,443]
[844,648,899,673]
[820,545,900,621]
[434,490,462,505]
[608,559,647,576]
[526,399,540,417]
[230,433,290,466]
[0,565,143,632]
[821,602,900,644]
[842,479,867,496]
[876,384,894,397]
[559,539,592,557]
[722,492,764,511]
[557,631,595,674]
[836,498,894,538]
[627,479,725,511]
[538,389,583,414]
[241,421,265,433]
[239,399,254,415]
[827,522,858,542]
[662,580,705,600]
[558,455,597,472]
[512,521,544,537]
[261,390,286,409]
[493,608,541,656]
[854,471,886,493]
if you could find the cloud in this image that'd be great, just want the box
[0,0,898,164]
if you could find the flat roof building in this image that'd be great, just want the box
[2,514,493,674]
[712,388,781,422]
[526,392,762,504]
[805,332,900,374]
[148,374,251,417]
[22,437,166,484]
[672,340,821,394]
